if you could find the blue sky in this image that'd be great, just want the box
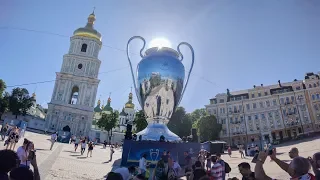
[0,1,320,112]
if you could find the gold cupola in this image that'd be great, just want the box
[73,11,101,41]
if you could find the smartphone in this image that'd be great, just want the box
[251,153,258,163]
[268,149,273,155]
[28,150,36,160]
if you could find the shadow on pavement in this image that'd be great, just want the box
[77,157,87,159]
[63,150,78,153]
[36,148,50,151]
[70,154,81,157]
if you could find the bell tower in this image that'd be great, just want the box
[45,11,102,136]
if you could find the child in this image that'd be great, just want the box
[80,140,86,155]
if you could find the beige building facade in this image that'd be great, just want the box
[205,72,320,146]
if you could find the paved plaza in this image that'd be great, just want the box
[1,131,320,179]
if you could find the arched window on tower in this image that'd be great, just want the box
[69,86,79,105]
[81,44,87,52]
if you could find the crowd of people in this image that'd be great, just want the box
[107,145,320,180]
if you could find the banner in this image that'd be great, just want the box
[121,140,201,167]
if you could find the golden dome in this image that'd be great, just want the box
[73,12,101,41]
[125,92,134,109]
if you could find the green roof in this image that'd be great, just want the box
[119,108,127,116]
[94,104,102,112]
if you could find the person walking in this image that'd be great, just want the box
[109,145,115,162]
[74,137,80,152]
[211,155,223,180]
[80,140,86,155]
[139,153,147,177]
[87,141,94,157]
[227,146,232,158]
[6,127,17,150]
[50,132,57,150]
[0,123,8,141]
[206,152,212,172]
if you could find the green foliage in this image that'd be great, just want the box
[197,115,222,142]
[167,107,192,137]
[189,108,207,123]
[134,110,148,132]
[8,88,34,118]
[0,79,6,98]
[97,110,119,133]
[0,92,9,120]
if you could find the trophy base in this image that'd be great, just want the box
[136,123,182,142]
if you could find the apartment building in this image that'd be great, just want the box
[205,72,320,146]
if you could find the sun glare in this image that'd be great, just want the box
[149,38,172,49]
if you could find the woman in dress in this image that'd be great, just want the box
[87,141,94,157]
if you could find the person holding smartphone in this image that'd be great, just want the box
[16,138,33,169]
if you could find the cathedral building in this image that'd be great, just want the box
[90,92,136,143]
[45,11,102,136]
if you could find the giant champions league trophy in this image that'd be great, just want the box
[126,36,194,142]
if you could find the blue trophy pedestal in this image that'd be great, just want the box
[136,123,182,142]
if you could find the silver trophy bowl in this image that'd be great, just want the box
[127,36,194,142]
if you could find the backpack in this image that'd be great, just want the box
[224,162,231,173]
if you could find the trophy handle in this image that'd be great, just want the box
[126,36,146,105]
[177,42,195,105]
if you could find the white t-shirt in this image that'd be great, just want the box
[114,167,130,180]
[17,146,30,166]
[51,134,57,140]
[139,157,146,170]
[81,142,86,148]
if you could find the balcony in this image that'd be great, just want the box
[232,132,246,136]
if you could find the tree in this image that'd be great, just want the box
[134,110,148,132]
[0,92,9,120]
[8,88,34,119]
[167,107,192,137]
[0,79,6,98]
[97,110,119,143]
[189,108,207,124]
[197,115,222,142]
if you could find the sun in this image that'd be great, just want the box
[149,38,172,49]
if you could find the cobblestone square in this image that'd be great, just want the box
[1,131,319,179]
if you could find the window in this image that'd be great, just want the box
[317,94,320,99]
[258,92,261,97]
[264,91,268,96]
[298,127,302,134]
[220,108,223,114]
[286,97,290,103]
[268,112,273,118]
[309,84,312,88]
[266,100,270,107]
[296,86,301,90]
[291,96,295,102]
[253,103,257,109]
[314,104,319,111]
[314,83,317,88]
[69,86,79,105]
[223,108,225,113]
[261,114,265,119]
[234,106,237,112]
[259,102,264,108]
[81,43,87,52]
[246,104,250,110]
[273,99,277,106]
[280,98,284,104]
[248,116,251,120]
[78,63,83,69]
[219,99,224,103]
[255,115,258,120]
[251,94,255,98]
[312,95,316,100]
[239,105,243,111]
[230,117,233,123]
